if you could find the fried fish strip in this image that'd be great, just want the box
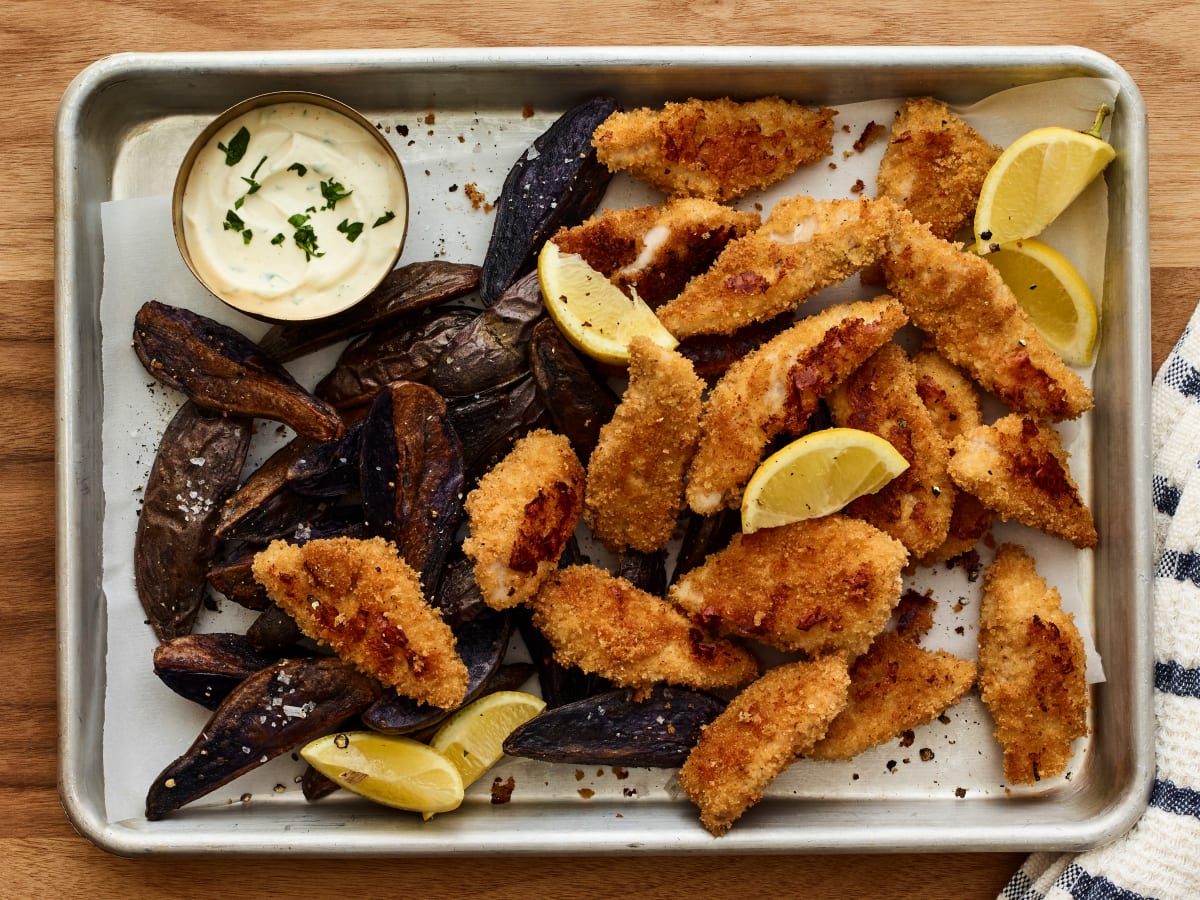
[948,414,1097,548]
[882,222,1094,421]
[807,631,976,760]
[657,196,904,338]
[592,97,835,202]
[551,198,760,308]
[686,297,908,514]
[876,97,1001,240]
[585,338,704,553]
[912,347,993,563]
[251,537,468,709]
[463,429,586,610]
[828,342,955,559]
[669,517,908,659]
[679,656,850,836]
[978,544,1088,784]
[532,564,759,693]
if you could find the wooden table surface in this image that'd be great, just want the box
[7,2,1194,896]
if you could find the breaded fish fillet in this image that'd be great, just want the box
[807,631,976,760]
[948,414,1097,549]
[876,97,1001,240]
[912,347,993,563]
[882,222,1094,421]
[532,564,759,693]
[551,198,760,308]
[678,656,850,836]
[669,516,908,659]
[593,97,835,202]
[252,537,468,709]
[686,297,908,514]
[463,429,585,610]
[585,337,704,553]
[827,342,955,559]
[657,196,904,338]
[978,544,1088,784]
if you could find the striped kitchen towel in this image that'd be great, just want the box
[1001,309,1200,900]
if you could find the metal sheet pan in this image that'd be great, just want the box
[55,46,1154,856]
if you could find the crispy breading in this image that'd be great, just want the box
[686,297,908,514]
[827,342,955,559]
[978,544,1089,784]
[585,337,704,553]
[462,429,585,610]
[882,221,1094,421]
[657,196,904,338]
[877,97,1001,240]
[251,537,468,709]
[678,656,850,836]
[551,198,760,308]
[807,631,976,760]
[912,347,992,563]
[592,97,835,203]
[532,564,759,693]
[669,517,908,659]
[948,414,1097,549]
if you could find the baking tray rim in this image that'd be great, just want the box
[54,45,1155,857]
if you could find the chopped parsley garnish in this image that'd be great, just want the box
[234,196,245,210]
[217,126,250,166]
[271,233,286,245]
[373,210,396,228]
[223,209,246,232]
[241,155,268,194]
[287,162,307,177]
[241,229,253,245]
[320,178,352,210]
[338,219,364,242]
[291,215,323,261]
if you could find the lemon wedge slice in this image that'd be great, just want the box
[537,240,678,365]
[975,238,1099,366]
[300,731,464,814]
[973,107,1116,248]
[740,428,909,534]
[430,691,545,790]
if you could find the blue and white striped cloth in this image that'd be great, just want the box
[1002,309,1200,900]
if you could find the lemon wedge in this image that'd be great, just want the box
[740,428,909,534]
[973,106,1116,248]
[300,731,464,814]
[537,239,678,365]
[430,691,545,790]
[975,238,1099,366]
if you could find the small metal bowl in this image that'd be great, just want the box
[172,91,409,322]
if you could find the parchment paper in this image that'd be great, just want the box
[99,76,1118,823]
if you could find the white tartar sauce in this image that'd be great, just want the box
[182,101,407,320]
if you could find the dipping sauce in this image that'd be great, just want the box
[178,97,407,321]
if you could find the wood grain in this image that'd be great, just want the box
[5,2,1191,896]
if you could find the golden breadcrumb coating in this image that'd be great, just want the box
[463,429,585,610]
[882,221,1094,421]
[877,97,1001,240]
[827,342,955,559]
[657,196,904,339]
[669,516,908,659]
[686,297,908,514]
[807,631,976,760]
[948,415,1097,549]
[592,97,835,202]
[585,338,704,553]
[532,564,759,693]
[912,347,992,563]
[251,537,467,709]
[551,198,760,308]
[978,544,1089,784]
[679,656,850,836]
